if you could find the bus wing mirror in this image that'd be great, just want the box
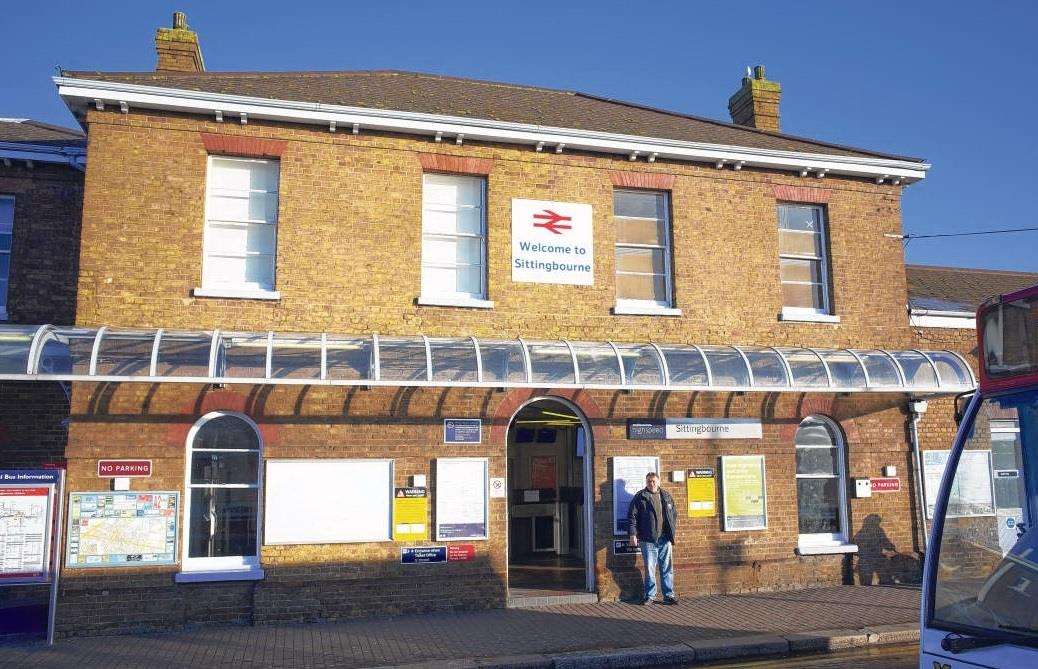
[954,391,975,425]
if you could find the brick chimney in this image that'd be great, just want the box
[155,11,205,73]
[727,65,781,132]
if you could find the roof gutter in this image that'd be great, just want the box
[54,76,929,183]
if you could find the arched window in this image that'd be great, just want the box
[794,416,850,549]
[181,412,263,578]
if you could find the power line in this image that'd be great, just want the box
[887,226,1038,241]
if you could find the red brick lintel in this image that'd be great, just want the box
[609,171,676,190]
[771,184,832,204]
[200,133,287,159]
[417,153,493,175]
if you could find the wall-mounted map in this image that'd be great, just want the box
[66,492,179,568]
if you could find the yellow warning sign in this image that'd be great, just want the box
[393,487,429,542]
[686,468,716,518]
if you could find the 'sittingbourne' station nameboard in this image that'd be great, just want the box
[627,418,763,440]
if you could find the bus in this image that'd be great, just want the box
[921,283,1038,668]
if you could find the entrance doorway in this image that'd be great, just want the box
[506,398,594,596]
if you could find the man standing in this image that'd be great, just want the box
[627,472,678,604]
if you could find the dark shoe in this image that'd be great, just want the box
[662,596,679,605]
[639,597,653,605]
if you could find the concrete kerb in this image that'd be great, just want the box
[380,623,921,669]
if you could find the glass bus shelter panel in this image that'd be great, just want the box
[891,351,938,387]
[928,351,973,387]
[659,346,708,386]
[701,346,750,387]
[779,349,829,387]
[528,341,576,384]
[819,350,867,388]
[155,331,215,377]
[743,348,789,387]
[572,342,621,384]
[378,337,428,381]
[270,334,323,379]
[856,350,902,387]
[0,326,40,374]
[616,344,664,386]
[478,340,528,384]
[218,332,268,378]
[429,338,479,382]
[50,327,101,376]
[94,329,159,377]
[324,337,372,381]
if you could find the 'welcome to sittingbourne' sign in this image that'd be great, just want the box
[511,198,593,285]
[627,418,763,440]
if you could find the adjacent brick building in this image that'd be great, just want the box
[0,14,993,637]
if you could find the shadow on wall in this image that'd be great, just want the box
[853,514,921,585]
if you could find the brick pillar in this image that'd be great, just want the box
[155,11,205,73]
[727,65,781,132]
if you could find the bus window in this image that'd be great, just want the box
[931,389,1038,638]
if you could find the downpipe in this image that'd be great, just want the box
[908,399,929,552]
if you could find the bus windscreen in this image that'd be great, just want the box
[981,291,1038,384]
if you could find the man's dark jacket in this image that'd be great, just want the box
[627,488,678,544]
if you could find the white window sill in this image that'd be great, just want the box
[612,303,683,317]
[174,568,265,583]
[417,294,495,309]
[795,543,858,556]
[193,287,281,301]
[780,309,840,324]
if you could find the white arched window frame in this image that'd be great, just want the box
[177,411,265,582]
[794,415,854,553]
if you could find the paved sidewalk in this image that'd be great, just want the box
[0,585,921,669]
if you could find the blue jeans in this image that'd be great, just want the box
[639,536,674,600]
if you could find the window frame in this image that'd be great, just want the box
[777,202,833,317]
[199,155,281,299]
[794,415,852,549]
[613,188,675,311]
[179,411,264,580]
[0,194,13,321]
[419,172,490,307]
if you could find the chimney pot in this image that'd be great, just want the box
[155,10,205,73]
[728,64,781,132]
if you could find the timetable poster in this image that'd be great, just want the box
[435,459,489,541]
[612,456,659,535]
[721,456,767,531]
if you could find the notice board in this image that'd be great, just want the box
[721,456,767,531]
[0,484,54,582]
[923,450,994,519]
[264,459,393,544]
[612,456,660,535]
[435,458,488,541]
[66,491,179,567]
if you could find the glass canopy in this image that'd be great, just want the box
[0,325,975,394]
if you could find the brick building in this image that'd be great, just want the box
[0,14,983,636]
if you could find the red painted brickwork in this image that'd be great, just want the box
[772,184,832,204]
[609,171,676,190]
[200,133,286,158]
[417,152,494,175]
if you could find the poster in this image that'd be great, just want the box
[444,419,481,444]
[923,450,994,519]
[393,487,429,542]
[511,198,594,285]
[686,468,717,518]
[612,456,660,535]
[435,458,489,541]
[530,456,557,489]
[721,456,767,531]
[66,492,179,568]
[0,486,52,583]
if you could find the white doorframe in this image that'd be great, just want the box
[506,395,596,592]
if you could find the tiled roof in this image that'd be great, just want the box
[0,118,85,146]
[62,69,921,162]
[907,264,1038,312]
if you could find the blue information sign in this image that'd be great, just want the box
[401,546,447,564]
[444,419,482,444]
[0,469,61,484]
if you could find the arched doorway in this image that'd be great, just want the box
[506,397,595,596]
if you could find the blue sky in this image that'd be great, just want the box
[3,1,1036,272]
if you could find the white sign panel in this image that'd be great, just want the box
[264,459,394,544]
[612,456,660,535]
[436,458,489,541]
[0,486,52,582]
[511,198,594,285]
[923,450,994,519]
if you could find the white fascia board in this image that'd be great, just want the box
[909,311,976,329]
[55,77,929,182]
[0,141,86,168]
